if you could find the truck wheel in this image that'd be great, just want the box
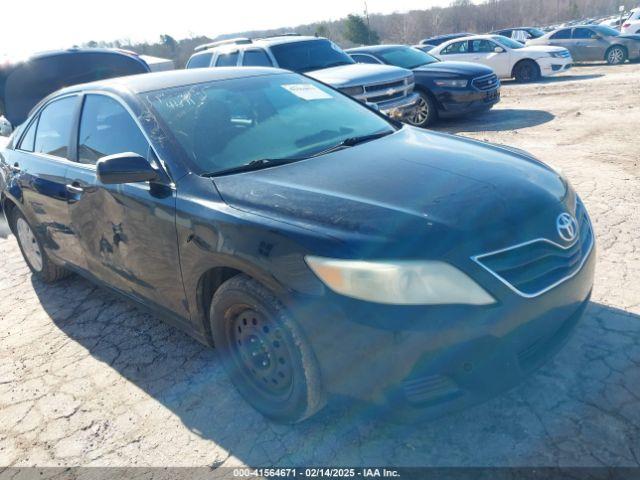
[407,91,438,128]
[210,274,326,423]
[10,209,69,283]
[606,46,626,65]
[513,60,540,83]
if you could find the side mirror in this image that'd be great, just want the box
[97,152,159,185]
[494,46,505,53]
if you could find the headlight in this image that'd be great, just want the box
[305,256,495,305]
[550,51,568,58]
[339,86,365,97]
[433,79,468,88]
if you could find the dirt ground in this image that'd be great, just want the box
[0,63,639,468]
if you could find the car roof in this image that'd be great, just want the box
[437,34,495,45]
[53,67,289,96]
[346,45,407,54]
[198,35,322,54]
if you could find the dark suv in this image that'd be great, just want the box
[1,68,594,423]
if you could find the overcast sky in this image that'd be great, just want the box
[2,0,460,58]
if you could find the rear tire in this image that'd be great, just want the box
[513,60,540,83]
[606,46,626,65]
[210,274,326,423]
[407,91,438,128]
[10,209,69,283]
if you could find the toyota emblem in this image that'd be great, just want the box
[556,213,578,242]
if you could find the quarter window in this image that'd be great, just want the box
[34,96,77,159]
[441,41,469,54]
[242,50,273,67]
[78,95,149,165]
[187,52,213,69]
[550,29,571,39]
[18,118,38,152]
[216,52,239,67]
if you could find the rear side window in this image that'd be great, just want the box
[551,29,571,39]
[441,41,469,54]
[18,118,38,152]
[34,96,77,159]
[242,50,273,67]
[471,40,497,53]
[216,52,239,67]
[78,95,149,165]
[186,52,213,69]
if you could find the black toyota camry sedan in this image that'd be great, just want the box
[347,45,500,127]
[0,68,594,423]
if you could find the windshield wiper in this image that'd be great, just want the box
[203,158,294,177]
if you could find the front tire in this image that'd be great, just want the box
[10,209,69,283]
[606,46,626,65]
[407,91,438,128]
[210,274,325,423]
[513,60,540,83]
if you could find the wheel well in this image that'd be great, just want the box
[606,44,627,57]
[1,196,17,234]
[197,266,243,340]
[511,58,539,78]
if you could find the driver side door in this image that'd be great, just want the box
[469,39,510,77]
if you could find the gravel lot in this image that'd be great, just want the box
[0,63,639,468]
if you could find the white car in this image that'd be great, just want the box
[429,34,573,82]
[622,8,640,34]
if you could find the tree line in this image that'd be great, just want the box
[88,0,637,67]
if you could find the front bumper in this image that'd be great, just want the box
[290,240,595,418]
[538,57,573,76]
[436,86,501,118]
[374,92,420,120]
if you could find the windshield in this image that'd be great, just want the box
[492,35,524,49]
[377,47,439,69]
[529,27,545,37]
[270,39,355,73]
[594,25,620,36]
[144,73,394,175]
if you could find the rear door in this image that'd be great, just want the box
[5,95,80,265]
[438,40,475,62]
[65,93,188,317]
[546,28,575,57]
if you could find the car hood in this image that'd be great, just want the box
[306,63,412,88]
[521,45,568,55]
[414,61,494,77]
[213,127,569,258]
[619,34,640,41]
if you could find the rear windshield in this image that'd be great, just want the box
[270,39,354,73]
[143,73,393,175]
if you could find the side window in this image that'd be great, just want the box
[78,95,149,165]
[471,40,497,53]
[186,52,213,69]
[351,54,380,64]
[573,28,593,39]
[242,50,273,67]
[18,117,38,152]
[34,96,77,159]
[550,29,571,39]
[215,52,240,67]
[441,41,469,55]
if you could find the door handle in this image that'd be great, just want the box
[66,183,84,195]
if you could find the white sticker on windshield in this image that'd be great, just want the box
[282,84,333,100]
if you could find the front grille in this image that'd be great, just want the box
[361,78,411,103]
[402,374,461,405]
[472,73,499,91]
[473,201,593,297]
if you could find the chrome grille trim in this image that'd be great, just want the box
[354,76,414,103]
[471,73,500,91]
[471,205,594,298]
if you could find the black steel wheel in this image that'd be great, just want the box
[210,274,325,423]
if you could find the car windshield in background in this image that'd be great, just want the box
[270,39,355,72]
[378,47,440,69]
[493,35,524,49]
[144,73,394,175]
[594,25,620,36]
